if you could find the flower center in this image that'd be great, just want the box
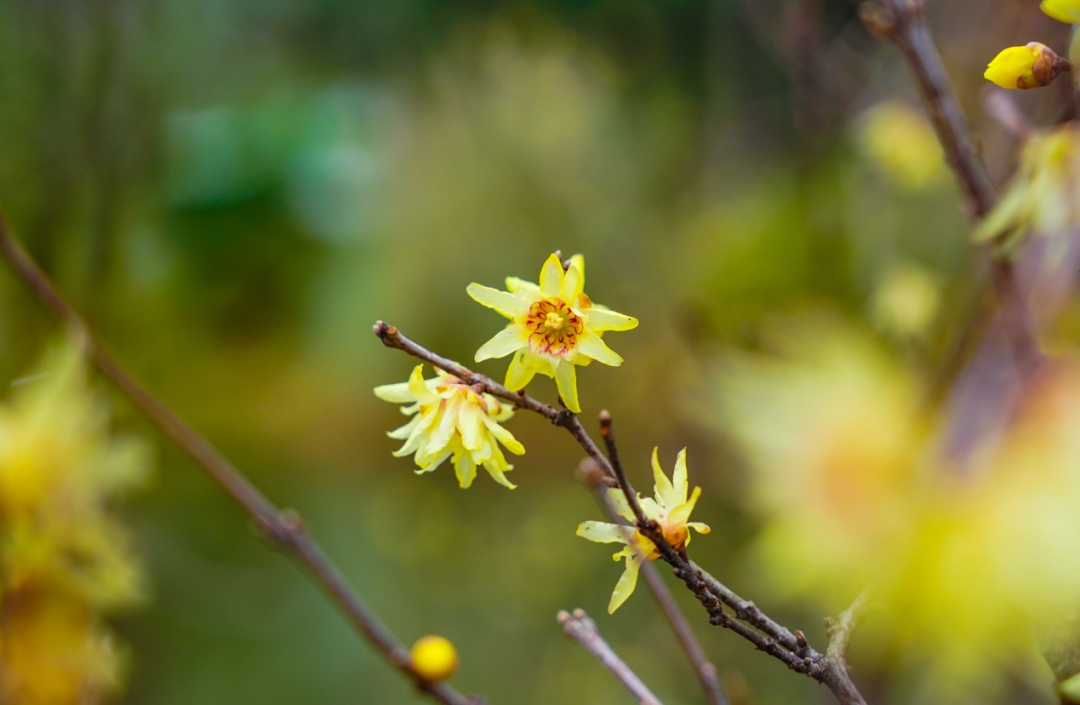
[523,298,584,358]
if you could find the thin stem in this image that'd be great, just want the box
[599,412,731,705]
[558,609,664,705]
[827,591,871,663]
[0,219,483,705]
[374,322,867,704]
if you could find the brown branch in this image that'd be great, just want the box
[374,322,866,704]
[558,609,665,705]
[827,591,871,663]
[0,219,484,705]
[599,413,731,705]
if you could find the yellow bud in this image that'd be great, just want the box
[984,42,1068,89]
[1042,0,1080,24]
[410,635,458,682]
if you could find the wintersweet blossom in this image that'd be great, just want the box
[375,364,524,489]
[1042,0,1080,23]
[984,43,1067,90]
[467,253,637,413]
[577,449,710,613]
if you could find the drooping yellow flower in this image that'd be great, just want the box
[577,449,710,613]
[984,42,1067,90]
[1043,0,1080,23]
[467,253,637,413]
[375,364,524,489]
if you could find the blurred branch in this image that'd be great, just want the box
[0,218,484,705]
[375,322,866,705]
[599,414,731,705]
[826,591,871,663]
[558,609,664,705]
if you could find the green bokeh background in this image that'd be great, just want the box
[0,1,1071,703]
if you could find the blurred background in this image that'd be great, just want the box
[0,0,1075,703]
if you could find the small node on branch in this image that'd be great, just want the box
[578,457,614,489]
[598,409,613,437]
[858,2,895,40]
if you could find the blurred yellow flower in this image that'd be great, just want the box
[0,345,151,705]
[375,364,524,489]
[870,262,941,340]
[975,125,1080,253]
[857,102,945,190]
[1043,0,1080,23]
[577,449,709,613]
[410,635,458,682]
[467,253,637,413]
[984,43,1067,90]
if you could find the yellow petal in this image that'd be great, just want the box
[506,276,539,293]
[482,451,517,489]
[539,253,564,297]
[505,349,541,390]
[668,486,703,528]
[688,522,711,535]
[605,487,637,523]
[608,554,643,613]
[373,380,415,403]
[458,403,486,451]
[672,448,689,503]
[577,521,629,544]
[585,308,638,332]
[475,325,528,362]
[387,414,422,440]
[576,329,623,366]
[483,415,525,455]
[561,255,585,300]
[407,365,439,405]
[467,283,529,319]
[554,360,580,413]
[454,452,477,488]
[651,448,677,508]
[1043,0,1080,23]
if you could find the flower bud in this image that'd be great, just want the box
[410,635,458,683]
[984,42,1069,89]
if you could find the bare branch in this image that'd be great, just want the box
[0,219,484,705]
[374,321,866,704]
[558,609,664,705]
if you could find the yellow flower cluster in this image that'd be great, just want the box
[576,449,710,612]
[0,346,150,705]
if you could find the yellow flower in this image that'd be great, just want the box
[576,449,710,613]
[467,253,637,413]
[984,43,1067,89]
[857,102,945,190]
[375,364,525,489]
[1043,0,1080,23]
[975,126,1080,253]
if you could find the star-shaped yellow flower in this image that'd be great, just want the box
[375,364,525,488]
[577,449,710,613]
[467,253,637,413]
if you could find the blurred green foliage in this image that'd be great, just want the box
[0,0,1064,703]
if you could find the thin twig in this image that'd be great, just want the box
[375,322,867,704]
[0,219,483,705]
[599,413,730,705]
[558,609,664,705]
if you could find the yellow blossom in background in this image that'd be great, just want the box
[576,448,709,613]
[984,43,1066,90]
[975,125,1080,254]
[1043,0,1080,23]
[0,345,151,705]
[718,321,925,601]
[870,261,941,340]
[467,253,637,413]
[857,102,945,190]
[375,364,525,488]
